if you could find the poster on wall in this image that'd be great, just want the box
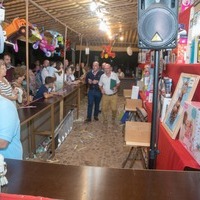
[179,101,200,165]
[163,73,200,139]
[197,37,200,63]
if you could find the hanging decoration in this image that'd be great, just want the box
[66,39,71,51]
[33,31,55,57]
[3,17,34,52]
[101,39,116,59]
[0,3,5,53]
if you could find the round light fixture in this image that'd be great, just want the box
[127,46,133,56]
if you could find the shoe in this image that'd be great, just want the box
[84,118,91,123]
[94,116,99,121]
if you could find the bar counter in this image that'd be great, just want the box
[18,84,82,125]
[17,83,86,158]
[2,159,200,200]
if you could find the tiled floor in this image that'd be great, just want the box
[53,96,144,169]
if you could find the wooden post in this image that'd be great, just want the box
[59,100,64,122]
[63,26,68,83]
[51,104,55,157]
[25,0,30,104]
[77,86,80,119]
[78,35,83,78]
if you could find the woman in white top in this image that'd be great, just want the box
[47,61,62,78]
[12,67,33,106]
[65,66,80,85]
[116,68,125,79]
[65,66,75,83]
[0,59,18,103]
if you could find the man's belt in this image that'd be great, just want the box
[104,92,117,96]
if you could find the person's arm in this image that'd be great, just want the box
[43,92,54,99]
[85,72,91,85]
[98,76,105,94]
[55,68,62,73]
[43,90,60,98]
[99,85,105,94]
[0,91,18,101]
[0,139,8,149]
[113,73,120,92]
[112,83,120,93]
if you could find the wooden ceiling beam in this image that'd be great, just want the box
[76,45,139,52]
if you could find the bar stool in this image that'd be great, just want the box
[135,107,148,122]
[122,121,151,169]
[125,99,143,121]
[123,89,132,99]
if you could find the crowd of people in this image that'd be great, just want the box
[0,53,89,107]
[0,52,125,160]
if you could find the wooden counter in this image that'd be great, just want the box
[18,83,86,159]
[2,159,200,200]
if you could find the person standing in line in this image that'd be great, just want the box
[99,63,120,125]
[85,61,104,122]
[34,61,43,90]
[101,62,106,72]
[33,76,58,100]
[99,62,107,113]
[64,59,69,69]
[0,95,23,160]
[117,68,125,78]
[3,53,15,83]
[41,59,50,84]
[47,61,57,78]
[0,59,18,103]
[55,61,65,91]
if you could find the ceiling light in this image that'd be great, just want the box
[99,20,108,32]
[108,35,112,40]
[90,1,98,12]
[107,31,112,39]
[119,36,124,41]
[96,10,103,18]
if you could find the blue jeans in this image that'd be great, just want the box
[87,89,102,119]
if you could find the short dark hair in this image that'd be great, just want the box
[50,60,56,66]
[3,52,11,58]
[45,76,55,84]
[56,61,63,70]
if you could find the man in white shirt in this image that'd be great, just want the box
[41,60,50,84]
[99,63,120,125]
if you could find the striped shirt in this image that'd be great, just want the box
[0,77,13,97]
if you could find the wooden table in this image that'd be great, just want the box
[2,159,200,200]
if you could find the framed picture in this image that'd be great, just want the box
[163,73,200,139]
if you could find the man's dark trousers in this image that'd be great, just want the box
[87,89,102,120]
